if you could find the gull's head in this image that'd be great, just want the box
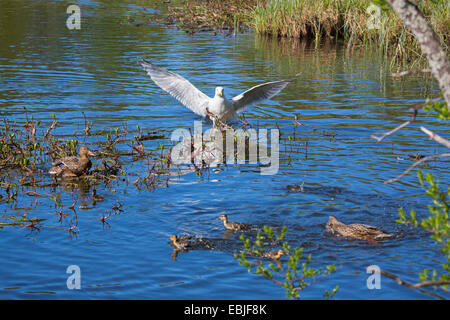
[215,86,224,98]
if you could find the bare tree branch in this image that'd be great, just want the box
[371,120,412,142]
[420,126,450,149]
[381,270,450,290]
[371,97,443,142]
[392,68,431,77]
[385,152,450,184]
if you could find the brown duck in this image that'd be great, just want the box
[263,249,284,260]
[169,235,193,250]
[218,214,250,231]
[49,146,95,177]
[327,216,392,241]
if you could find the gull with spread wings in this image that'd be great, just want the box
[141,59,296,125]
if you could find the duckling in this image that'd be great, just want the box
[49,146,95,177]
[169,234,193,250]
[217,214,250,231]
[92,189,104,202]
[327,216,392,241]
[263,249,284,260]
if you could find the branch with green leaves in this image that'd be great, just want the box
[234,225,338,299]
[397,170,449,292]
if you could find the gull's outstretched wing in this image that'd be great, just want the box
[141,59,211,117]
[232,78,295,112]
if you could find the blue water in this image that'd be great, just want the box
[0,0,449,299]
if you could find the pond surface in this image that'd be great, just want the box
[0,0,449,299]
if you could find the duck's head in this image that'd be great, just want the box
[215,86,224,98]
[217,214,227,221]
[79,146,95,157]
[277,249,284,257]
[169,235,178,242]
[328,216,339,226]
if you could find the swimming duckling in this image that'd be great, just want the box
[218,214,250,231]
[49,146,95,177]
[169,234,193,250]
[327,216,392,241]
[92,189,104,202]
[263,249,284,260]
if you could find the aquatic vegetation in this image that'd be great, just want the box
[166,0,258,34]
[160,0,449,65]
[253,0,449,64]
[235,225,338,299]
[1,113,296,236]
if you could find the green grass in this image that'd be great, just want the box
[161,0,448,64]
[252,0,449,62]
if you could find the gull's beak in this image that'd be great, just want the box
[218,88,223,97]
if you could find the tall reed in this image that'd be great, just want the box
[253,0,449,62]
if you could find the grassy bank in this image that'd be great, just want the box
[166,0,257,33]
[253,0,449,62]
[164,0,449,64]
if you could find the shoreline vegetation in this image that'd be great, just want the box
[155,0,449,65]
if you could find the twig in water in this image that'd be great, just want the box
[82,111,93,135]
[69,200,77,211]
[64,224,79,236]
[24,221,40,230]
[44,118,58,140]
[98,210,111,224]
[55,210,69,223]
